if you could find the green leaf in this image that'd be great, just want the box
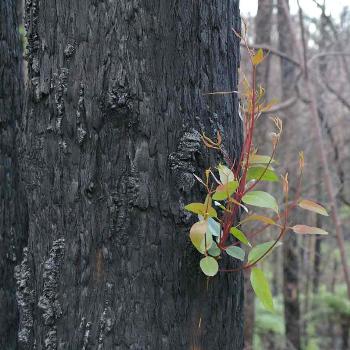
[200,256,219,276]
[248,241,282,263]
[298,199,329,216]
[226,246,245,261]
[208,241,221,257]
[217,164,235,184]
[242,191,278,213]
[247,166,279,182]
[230,227,251,247]
[207,218,221,237]
[184,202,217,218]
[213,181,239,201]
[207,207,218,218]
[250,268,274,312]
[190,221,213,253]
[252,48,265,66]
[184,203,205,215]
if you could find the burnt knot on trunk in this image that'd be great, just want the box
[38,238,65,326]
[168,129,202,193]
[100,86,135,127]
[15,247,35,345]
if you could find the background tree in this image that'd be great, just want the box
[244,2,274,349]
[277,1,302,349]
[240,1,350,348]
[16,1,244,349]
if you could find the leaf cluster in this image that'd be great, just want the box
[184,34,329,312]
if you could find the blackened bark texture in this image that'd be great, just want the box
[277,1,301,349]
[0,0,27,349]
[19,1,243,349]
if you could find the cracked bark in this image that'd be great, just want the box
[18,1,244,349]
[0,0,27,348]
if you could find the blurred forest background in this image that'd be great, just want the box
[241,1,350,349]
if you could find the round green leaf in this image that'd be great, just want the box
[190,221,212,253]
[213,181,238,201]
[217,164,235,184]
[207,218,221,237]
[248,241,282,263]
[207,241,221,257]
[242,191,279,213]
[200,256,219,276]
[247,166,279,182]
[226,246,245,261]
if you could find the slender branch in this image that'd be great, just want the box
[308,51,350,65]
[261,96,298,114]
[241,42,301,68]
[323,80,350,111]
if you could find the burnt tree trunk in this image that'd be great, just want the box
[17,1,244,349]
[0,0,27,349]
[277,1,301,349]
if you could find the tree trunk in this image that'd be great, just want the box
[0,0,27,348]
[17,1,244,349]
[243,3,274,349]
[341,321,349,350]
[254,0,273,92]
[277,1,301,349]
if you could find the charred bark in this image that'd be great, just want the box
[0,0,27,348]
[17,1,244,349]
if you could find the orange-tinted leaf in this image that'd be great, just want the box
[260,98,279,112]
[249,154,275,164]
[190,220,213,253]
[292,225,328,235]
[298,199,329,216]
[241,215,275,226]
[252,48,264,66]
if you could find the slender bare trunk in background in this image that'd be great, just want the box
[282,0,350,299]
[255,0,273,92]
[244,2,274,349]
[277,1,302,349]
